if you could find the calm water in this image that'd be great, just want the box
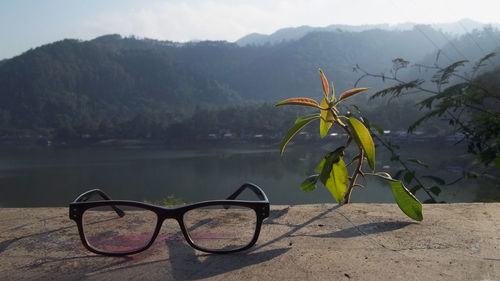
[0,143,497,207]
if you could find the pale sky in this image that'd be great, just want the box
[1,0,499,59]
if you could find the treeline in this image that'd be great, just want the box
[0,27,499,143]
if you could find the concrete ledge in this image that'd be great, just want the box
[0,203,499,280]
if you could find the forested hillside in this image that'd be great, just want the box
[0,25,498,141]
[236,19,500,46]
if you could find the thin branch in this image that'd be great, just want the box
[355,65,439,96]
[370,130,438,203]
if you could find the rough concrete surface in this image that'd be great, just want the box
[0,203,499,281]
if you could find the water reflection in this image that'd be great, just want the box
[0,144,496,207]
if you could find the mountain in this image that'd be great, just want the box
[228,27,450,102]
[236,24,396,46]
[0,36,244,138]
[433,18,500,35]
[236,19,500,46]
[0,25,499,140]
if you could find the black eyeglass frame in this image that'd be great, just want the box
[69,183,270,256]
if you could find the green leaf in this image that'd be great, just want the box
[320,99,334,138]
[493,157,500,168]
[404,171,415,184]
[370,79,424,100]
[407,158,429,168]
[350,104,361,113]
[347,117,375,171]
[317,147,345,184]
[475,52,496,69]
[361,116,371,128]
[279,115,320,155]
[314,158,326,174]
[422,175,446,185]
[435,60,468,84]
[390,153,400,161]
[388,179,423,221]
[300,175,319,192]
[374,172,423,221]
[393,169,405,179]
[372,124,384,135]
[324,156,348,203]
[345,154,361,167]
[410,185,422,195]
[430,186,441,196]
[315,147,347,202]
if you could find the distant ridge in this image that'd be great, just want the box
[0,25,498,139]
[236,19,500,46]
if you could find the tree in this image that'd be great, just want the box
[355,52,500,175]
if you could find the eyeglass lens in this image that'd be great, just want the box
[82,205,157,254]
[183,205,257,251]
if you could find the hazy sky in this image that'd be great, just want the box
[1,0,498,59]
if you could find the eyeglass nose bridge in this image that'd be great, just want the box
[156,206,185,221]
[155,207,190,232]
[153,208,195,245]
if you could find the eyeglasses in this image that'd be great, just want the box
[69,183,269,256]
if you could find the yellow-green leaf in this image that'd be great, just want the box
[389,180,423,221]
[348,117,375,171]
[315,147,346,202]
[339,88,369,101]
[279,115,320,155]
[316,147,345,183]
[325,156,348,203]
[315,157,326,174]
[320,99,334,138]
[319,69,329,100]
[275,97,321,108]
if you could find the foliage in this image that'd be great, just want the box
[356,53,500,171]
[276,69,423,221]
[165,103,309,144]
[144,195,185,207]
[363,118,445,203]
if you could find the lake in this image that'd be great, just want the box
[0,142,498,207]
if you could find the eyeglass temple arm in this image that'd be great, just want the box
[74,189,125,217]
[226,183,269,201]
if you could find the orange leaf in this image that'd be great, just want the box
[319,69,329,99]
[275,97,320,108]
[339,88,369,101]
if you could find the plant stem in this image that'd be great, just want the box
[337,120,365,204]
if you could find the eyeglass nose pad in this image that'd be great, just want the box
[150,216,187,248]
